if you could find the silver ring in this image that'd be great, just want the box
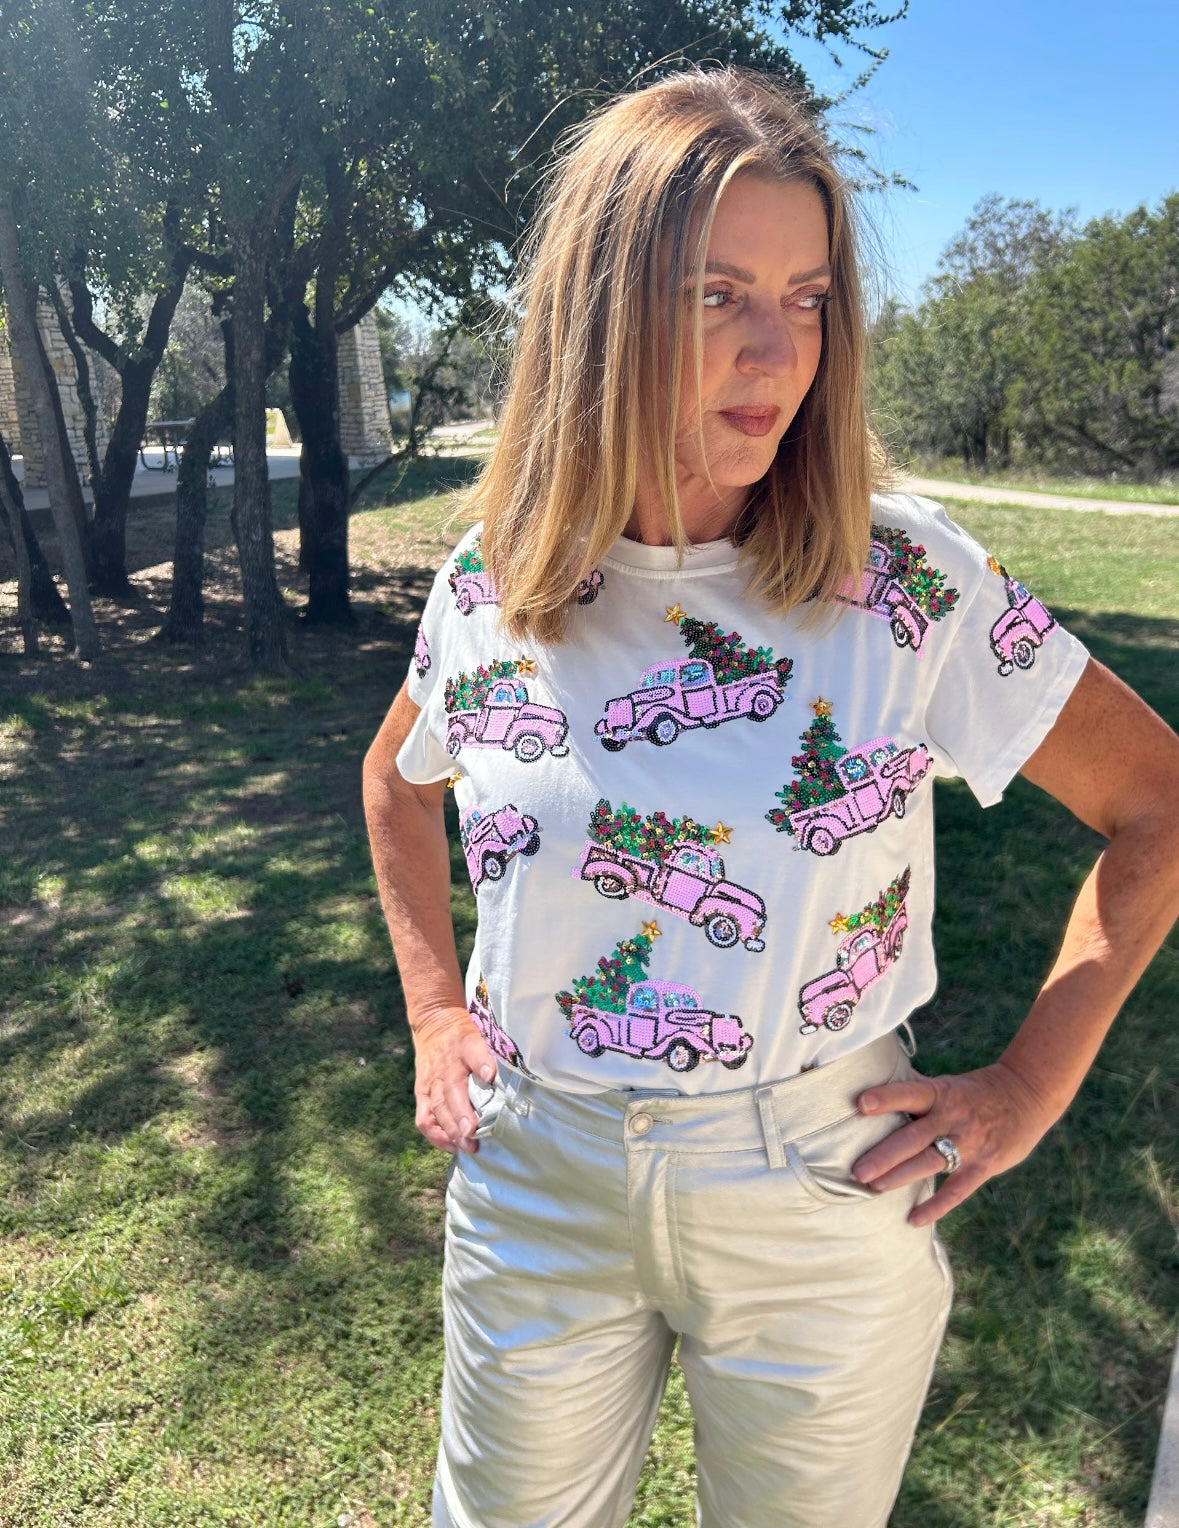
[932,1136,961,1174]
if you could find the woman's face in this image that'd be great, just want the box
[634,173,831,541]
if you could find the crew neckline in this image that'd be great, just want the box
[602,534,742,574]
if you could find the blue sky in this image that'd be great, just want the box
[788,0,1179,305]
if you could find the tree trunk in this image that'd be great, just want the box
[85,355,157,597]
[0,192,99,660]
[0,431,37,652]
[0,431,69,622]
[158,383,233,645]
[32,321,92,563]
[231,228,286,670]
[288,309,353,624]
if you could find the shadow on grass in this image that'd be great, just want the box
[0,599,1176,1524]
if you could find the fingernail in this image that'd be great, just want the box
[479,1065,494,1082]
[860,1093,877,1112]
[460,1117,474,1136]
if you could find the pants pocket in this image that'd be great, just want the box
[784,1053,920,1206]
[467,1071,506,1141]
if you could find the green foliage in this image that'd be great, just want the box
[678,615,794,686]
[873,193,1179,480]
[587,798,709,862]
[556,929,656,1019]
[451,538,485,578]
[442,659,520,714]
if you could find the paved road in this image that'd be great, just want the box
[897,475,1178,518]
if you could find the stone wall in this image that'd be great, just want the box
[337,309,393,462]
[0,296,108,489]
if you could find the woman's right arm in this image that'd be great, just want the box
[362,682,495,1153]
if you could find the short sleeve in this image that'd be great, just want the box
[923,533,1089,808]
[395,560,455,785]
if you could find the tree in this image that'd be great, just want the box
[766,710,849,830]
[555,927,657,1020]
[587,798,711,860]
[677,613,794,685]
[1013,196,1179,477]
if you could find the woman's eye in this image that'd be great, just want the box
[701,288,731,309]
[795,292,831,313]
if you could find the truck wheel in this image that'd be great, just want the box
[721,1053,749,1070]
[482,854,505,883]
[455,588,473,614]
[513,734,544,763]
[577,584,600,605]
[891,790,906,820]
[600,737,626,753]
[749,690,777,720]
[892,929,905,957]
[648,713,679,747]
[891,617,912,649]
[1012,638,1036,670]
[520,834,541,856]
[824,1002,854,1031]
[807,826,839,856]
[593,874,628,900]
[704,913,741,949]
[446,731,463,758]
[575,1026,605,1057]
[666,1040,699,1073]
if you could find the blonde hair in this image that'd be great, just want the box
[472,66,882,643]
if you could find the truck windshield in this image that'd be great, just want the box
[673,848,709,874]
[667,991,697,1009]
[630,986,658,1010]
[868,744,897,767]
[681,663,708,686]
[841,755,869,782]
[642,668,676,688]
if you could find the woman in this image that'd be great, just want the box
[364,69,1179,1527]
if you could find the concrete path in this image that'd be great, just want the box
[12,446,305,512]
[897,475,1178,519]
[1148,1337,1179,1526]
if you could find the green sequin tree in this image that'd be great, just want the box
[766,713,850,833]
[677,616,793,686]
[556,928,656,1019]
[451,538,484,578]
[845,867,911,933]
[871,523,959,620]
[443,659,520,713]
[586,798,708,862]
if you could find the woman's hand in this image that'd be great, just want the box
[413,1008,497,1154]
[851,1062,1056,1227]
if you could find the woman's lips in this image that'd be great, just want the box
[718,406,781,437]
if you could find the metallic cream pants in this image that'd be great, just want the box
[434,1029,953,1528]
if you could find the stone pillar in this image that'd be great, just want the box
[337,309,393,462]
[0,329,20,452]
[0,296,108,489]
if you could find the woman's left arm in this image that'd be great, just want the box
[852,657,1179,1227]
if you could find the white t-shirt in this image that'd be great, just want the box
[397,493,1089,1093]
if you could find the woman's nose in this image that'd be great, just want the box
[737,310,798,376]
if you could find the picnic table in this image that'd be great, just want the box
[140,419,193,472]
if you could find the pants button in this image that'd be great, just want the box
[629,1112,654,1136]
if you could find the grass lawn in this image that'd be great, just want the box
[1,469,1176,1525]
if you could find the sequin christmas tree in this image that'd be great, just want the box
[443,659,520,713]
[766,707,850,833]
[555,928,656,1019]
[871,524,959,619]
[451,538,485,577]
[677,615,794,686]
[840,867,911,935]
[586,798,709,862]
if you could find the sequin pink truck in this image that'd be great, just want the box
[798,908,908,1035]
[461,804,541,891]
[991,576,1056,676]
[446,677,570,763]
[569,980,753,1073]
[450,567,603,614]
[844,540,929,651]
[575,838,766,951]
[789,740,931,856]
[469,981,533,1075]
[595,658,783,750]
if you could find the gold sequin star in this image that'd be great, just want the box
[987,555,1004,577]
[641,919,662,940]
[446,771,463,789]
[516,656,537,676]
[810,696,834,717]
[829,912,850,935]
[664,602,686,625]
[707,822,732,845]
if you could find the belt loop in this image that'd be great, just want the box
[755,1087,788,1170]
[897,1021,917,1059]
